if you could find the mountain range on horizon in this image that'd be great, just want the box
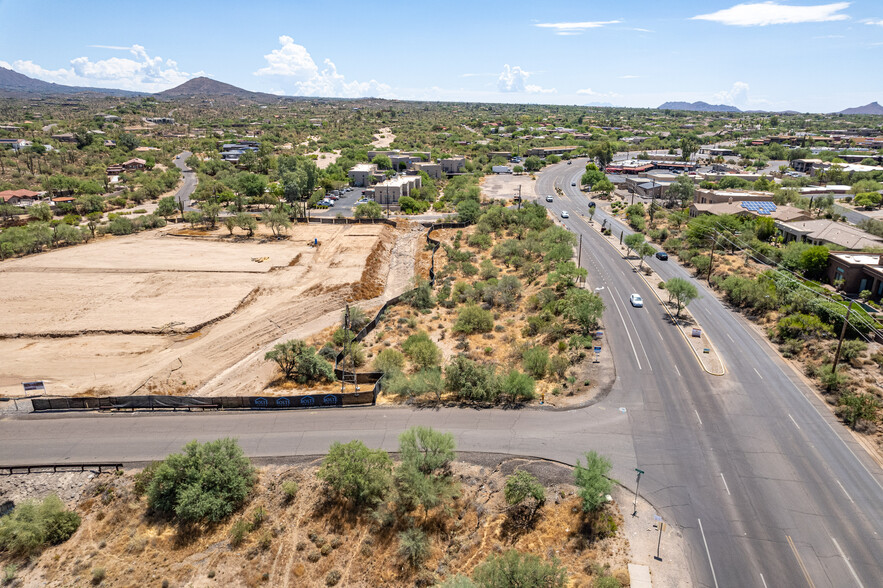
[1,66,880,115]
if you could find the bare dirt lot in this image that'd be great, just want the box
[0,222,421,398]
[480,173,537,201]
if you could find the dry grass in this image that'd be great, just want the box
[6,461,631,588]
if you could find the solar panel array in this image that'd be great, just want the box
[740,201,777,215]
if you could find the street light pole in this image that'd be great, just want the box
[633,468,644,516]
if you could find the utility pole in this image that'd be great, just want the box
[832,299,855,373]
[577,234,582,268]
[707,231,717,285]
[340,305,349,394]
[517,184,522,210]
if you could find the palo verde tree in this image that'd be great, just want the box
[395,426,459,517]
[317,440,393,509]
[664,277,699,318]
[264,339,334,384]
[574,451,613,513]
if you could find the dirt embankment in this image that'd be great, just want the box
[2,458,636,588]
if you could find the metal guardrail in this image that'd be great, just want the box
[0,463,123,475]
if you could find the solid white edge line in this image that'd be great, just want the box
[831,536,865,588]
[835,479,854,504]
[720,473,731,496]
[760,573,768,588]
[697,518,720,588]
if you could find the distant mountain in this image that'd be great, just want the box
[156,77,281,101]
[658,101,741,113]
[838,101,883,115]
[584,102,616,108]
[0,66,144,97]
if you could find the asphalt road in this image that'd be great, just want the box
[173,150,197,211]
[536,159,883,588]
[1,160,881,587]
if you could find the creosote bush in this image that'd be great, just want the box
[0,495,81,557]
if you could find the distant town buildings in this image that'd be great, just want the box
[374,175,422,205]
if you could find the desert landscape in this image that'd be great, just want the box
[1,222,424,399]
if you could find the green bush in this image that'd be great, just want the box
[107,216,135,235]
[775,313,833,341]
[814,363,848,392]
[0,495,81,557]
[444,355,499,402]
[522,346,549,379]
[472,550,567,588]
[548,355,569,380]
[397,527,430,568]
[91,567,106,585]
[453,304,494,334]
[402,331,442,369]
[373,348,405,374]
[504,470,545,509]
[500,370,536,401]
[265,339,335,384]
[468,233,492,250]
[574,451,613,513]
[317,440,393,508]
[837,392,880,429]
[146,438,255,524]
[384,368,445,400]
[229,519,251,546]
[839,339,867,363]
[282,480,299,502]
[3,564,17,586]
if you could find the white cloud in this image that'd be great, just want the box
[2,45,200,92]
[0,60,13,69]
[534,20,620,35]
[692,2,850,26]
[497,64,555,94]
[576,88,620,100]
[864,19,883,26]
[631,28,654,32]
[254,36,391,98]
[712,81,752,107]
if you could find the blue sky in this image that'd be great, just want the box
[0,0,881,112]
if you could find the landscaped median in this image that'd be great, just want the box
[584,213,725,376]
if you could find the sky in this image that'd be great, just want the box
[0,0,881,112]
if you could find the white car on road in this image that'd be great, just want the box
[561,211,569,218]
[629,294,643,308]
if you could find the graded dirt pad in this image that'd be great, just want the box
[481,173,537,201]
[0,223,407,398]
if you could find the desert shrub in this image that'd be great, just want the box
[839,339,867,363]
[574,451,613,513]
[837,392,880,429]
[3,564,17,585]
[628,215,645,232]
[522,346,549,379]
[332,327,356,348]
[479,259,499,280]
[472,550,567,588]
[265,339,335,384]
[91,567,106,585]
[384,368,445,400]
[107,216,135,235]
[0,495,81,557]
[282,480,299,502]
[229,519,251,546]
[814,363,849,392]
[398,527,430,568]
[133,461,160,496]
[444,355,499,402]
[317,440,393,508]
[402,331,442,369]
[325,569,342,586]
[468,233,492,250]
[775,313,833,341]
[404,278,435,310]
[373,348,405,374]
[504,470,545,514]
[146,438,255,524]
[453,304,494,334]
[500,370,535,401]
[548,355,569,379]
[461,261,478,277]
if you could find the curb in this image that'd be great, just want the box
[586,215,726,377]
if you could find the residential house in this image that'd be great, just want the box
[121,158,147,171]
[0,189,42,207]
[775,219,883,251]
[694,189,774,205]
[690,200,809,222]
[51,133,77,143]
[826,252,883,299]
[106,164,124,175]
[792,158,823,174]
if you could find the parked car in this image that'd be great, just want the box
[546,195,553,202]
[630,294,643,308]
[561,211,569,218]
[567,161,572,165]
[655,251,668,260]
[356,198,370,204]
[571,182,576,186]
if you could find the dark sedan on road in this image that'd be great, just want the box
[655,251,668,260]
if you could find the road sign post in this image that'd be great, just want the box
[593,345,602,363]
[655,521,664,561]
[633,468,644,516]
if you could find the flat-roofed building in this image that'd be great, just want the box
[525,146,579,157]
[826,252,883,299]
[690,201,809,222]
[412,161,442,179]
[775,219,883,251]
[348,163,378,187]
[440,157,466,175]
[694,189,774,205]
[374,175,422,205]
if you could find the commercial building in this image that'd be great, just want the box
[690,200,809,222]
[525,146,579,157]
[411,161,442,179]
[348,163,379,187]
[440,157,466,175]
[373,176,421,205]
